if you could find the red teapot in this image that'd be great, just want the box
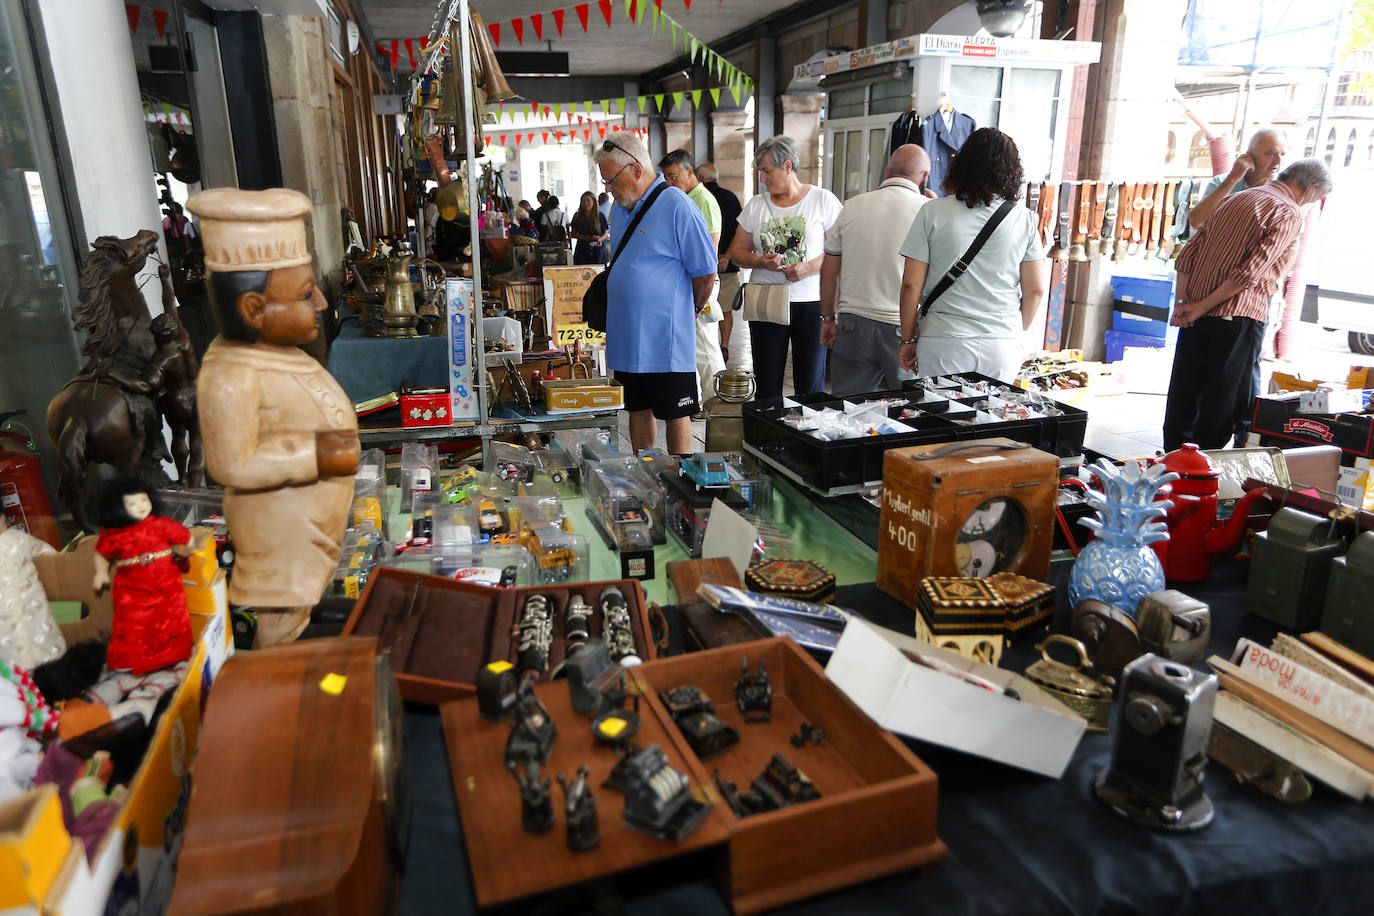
[1151,444,1269,582]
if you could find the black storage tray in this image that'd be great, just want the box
[743,391,960,491]
[901,372,1087,458]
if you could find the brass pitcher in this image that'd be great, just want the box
[382,255,420,338]
[703,367,756,452]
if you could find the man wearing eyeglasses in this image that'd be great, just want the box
[594,134,718,454]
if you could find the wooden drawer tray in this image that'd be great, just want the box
[630,638,947,915]
[344,565,655,705]
[439,678,732,909]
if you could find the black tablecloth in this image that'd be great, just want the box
[399,559,1374,915]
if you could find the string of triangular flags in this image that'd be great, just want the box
[490,83,747,126]
[380,0,750,99]
[123,3,172,39]
[141,100,188,127]
[488,123,649,148]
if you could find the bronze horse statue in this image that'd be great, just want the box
[46,230,202,530]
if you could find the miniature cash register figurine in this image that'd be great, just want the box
[188,189,360,646]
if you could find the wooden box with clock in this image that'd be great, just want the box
[877,438,1059,614]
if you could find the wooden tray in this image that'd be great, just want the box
[629,638,947,915]
[344,565,655,704]
[439,679,732,909]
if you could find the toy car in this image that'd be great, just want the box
[496,462,534,484]
[477,499,509,536]
[678,454,730,492]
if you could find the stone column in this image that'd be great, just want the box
[779,94,824,187]
[711,109,753,203]
[262,14,345,300]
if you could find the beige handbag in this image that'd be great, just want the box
[740,283,790,325]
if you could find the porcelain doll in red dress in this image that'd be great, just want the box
[91,480,192,674]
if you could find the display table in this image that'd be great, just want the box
[396,530,1374,915]
[326,319,448,403]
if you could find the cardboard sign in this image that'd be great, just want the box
[542,266,606,347]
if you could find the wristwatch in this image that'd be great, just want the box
[819,314,837,323]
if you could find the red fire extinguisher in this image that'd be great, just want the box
[0,411,62,549]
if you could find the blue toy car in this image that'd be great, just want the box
[678,454,730,492]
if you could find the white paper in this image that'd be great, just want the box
[700,497,758,578]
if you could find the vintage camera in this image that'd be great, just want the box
[1093,653,1217,831]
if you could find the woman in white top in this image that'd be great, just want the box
[896,128,1048,382]
[726,136,843,399]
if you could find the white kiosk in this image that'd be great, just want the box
[798,34,1102,200]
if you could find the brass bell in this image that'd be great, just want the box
[1068,242,1088,262]
[1048,242,1068,260]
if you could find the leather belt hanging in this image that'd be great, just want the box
[1098,182,1119,260]
[1148,181,1166,256]
[1158,180,1179,258]
[1115,183,1136,260]
[1171,178,1195,250]
[1027,182,1042,229]
[1088,181,1109,257]
[1131,182,1154,253]
[1069,181,1091,261]
[1038,182,1056,249]
[1050,183,1073,260]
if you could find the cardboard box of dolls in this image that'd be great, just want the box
[20,531,232,916]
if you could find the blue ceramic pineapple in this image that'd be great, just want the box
[1068,459,1178,614]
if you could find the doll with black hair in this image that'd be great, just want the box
[91,479,192,675]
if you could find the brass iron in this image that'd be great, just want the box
[1024,634,1116,732]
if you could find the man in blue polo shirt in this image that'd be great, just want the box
[594,133,717,453]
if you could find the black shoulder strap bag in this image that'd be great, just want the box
[918,198,1018,320]
[581,183,670,333]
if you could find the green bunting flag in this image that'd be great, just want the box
[689,36,698,63]
[653,93,665,112]
[636,96,647,113]
[671,91,683,110]
[709,87,721,106]
[690,89,702,108]
[729,83,742,106]
[616,98,626,114]
[601,100,611,117]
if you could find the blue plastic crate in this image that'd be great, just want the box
[1111,273,1176,309]
[1104,328,1170,363]
[1111,309,1178,340]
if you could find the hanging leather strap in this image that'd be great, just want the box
[1037,182,1056,247]
[1148,181,1167,251]
[1075,181,1092,245]
[919,198,1017,320]
[1090,181,1108,243]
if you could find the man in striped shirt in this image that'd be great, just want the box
[1162,160,1332,451]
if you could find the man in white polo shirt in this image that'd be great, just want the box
[819,144,933,395]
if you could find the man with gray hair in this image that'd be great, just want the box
[660,148,726,407]
[1163,159,1332,450]
[820,144,934,395]
[594,133,718,453]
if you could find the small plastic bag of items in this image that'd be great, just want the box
[784,398,914,441]
[401,442,438,513]
[487,439,541,495]
[351,447,389,539]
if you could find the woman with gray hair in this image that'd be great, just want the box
[726,136,842,399]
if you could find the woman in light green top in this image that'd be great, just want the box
[896,128,1048,382]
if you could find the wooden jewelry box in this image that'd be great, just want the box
[345,565,655,704]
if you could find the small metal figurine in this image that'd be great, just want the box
[619,744,711,842]
[504,676,558,766]
[750,753,822,812]
[516,594,554,674]
[735,657,773,723]
[507,758,555,834]
[565,592,592,648]
[557,765,601,852]
[600,586,640,665]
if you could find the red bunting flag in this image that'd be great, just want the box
[527,133,535,144]
[488,22,500,47]
[573,5,587,32]
[598,0,613,28]
[685,0,691,8]
[655,0,663,11]
[153,9,169,37]
[556,131,563,141]
[543,106,552,118]
[420,36,429,50]
[125,3,140,32]
[531,14,543,40]
[511,18,523,44]
[629,0,638,20]
[389,41,400,68]
[500,135,506,145]
[542,132,549,143]
[404,38,416,68]
[584,129,591,140]
[530,100,540,113]
[598,125,606,139]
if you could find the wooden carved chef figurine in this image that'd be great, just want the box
[187,188,359,646]
[92,480,193,674]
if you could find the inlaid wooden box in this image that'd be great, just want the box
[345,565,654,704]
[877,438,1058,613]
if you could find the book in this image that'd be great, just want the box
[354,391,399,416]
[1230,637,1374,746]
[1269,633,1374,702]
[1212,692,1374,801]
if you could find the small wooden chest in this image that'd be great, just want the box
[877,438,1058,612]
[744,558,836,604]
